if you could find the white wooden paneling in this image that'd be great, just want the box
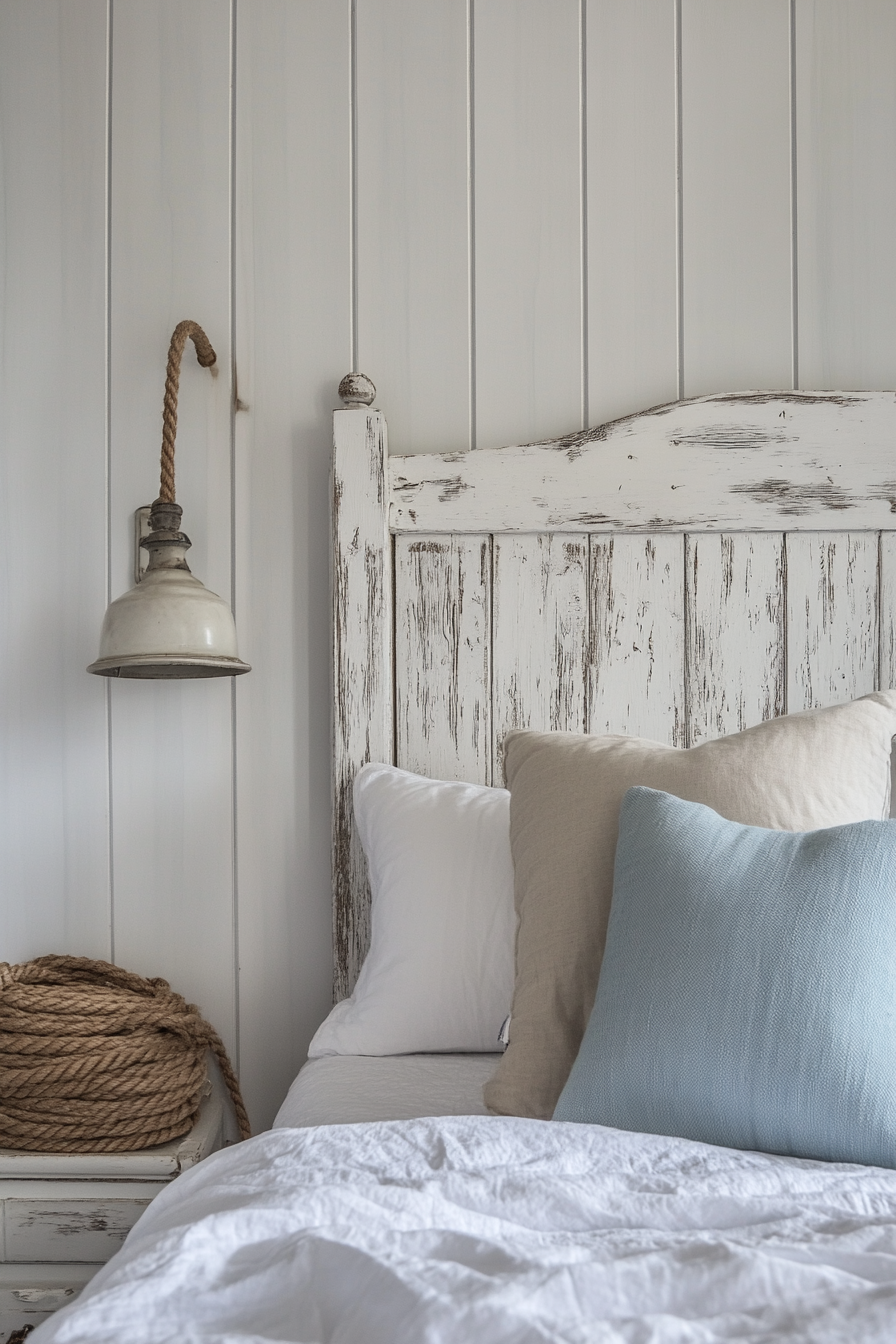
[0,1,110,962]
[796,1,896,389]
[390,391,896,534]
[586,0,678,424]
[356,0,470,454]
[234,0,351,1131]
[589,535,685,744]
[396,537,492,784]
[786,533,879,710]
[474,0,584,449]
[492,535,588,779]
[109,1,236,1057]
[332,410,394,998]
[682,0,793,396]
[686,533,786,743]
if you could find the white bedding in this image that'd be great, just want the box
[35,1114,896,1343]
[273,1053,499,1127]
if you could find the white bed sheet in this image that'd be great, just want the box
[273,1052,500,1127]
[35,1114,896,1343]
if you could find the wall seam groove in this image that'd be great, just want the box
[229,0,240,1076]
[789,0,800,390]
[350,0,359,372]
[105,0,115,964]
[467,0,476,452]
[674,0,684,401]
[579,0,588,430]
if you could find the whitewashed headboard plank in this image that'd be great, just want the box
[395,535,492,786]
[332,408,393,998]
[786,533,880,712]
[686,534,786,744]
[491,534,589,781]
[390,392,896,534]
[589,535,686,746]
[881,536,896,692]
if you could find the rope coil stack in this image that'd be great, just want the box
[0,956,250,1153]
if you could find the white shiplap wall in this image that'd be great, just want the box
[2,0,895,1130]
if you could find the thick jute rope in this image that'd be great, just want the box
[0,956,250,1153]
[159,320,217,505]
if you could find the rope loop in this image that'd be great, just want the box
[0,955,250,1153]
[159,320,217,505]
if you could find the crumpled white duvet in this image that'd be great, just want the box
[35,1115,896,1343]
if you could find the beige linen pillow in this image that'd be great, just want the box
[484,691,896,1120]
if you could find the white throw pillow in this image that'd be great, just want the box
[308,764,515,1056]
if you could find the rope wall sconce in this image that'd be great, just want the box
[88,321,251,678]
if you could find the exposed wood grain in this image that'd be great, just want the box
[332,408,394,998]
[108,0,236,1059]
[4,1197,154,1264]
[390,391,896,534]
[686,533,786,744]
[492,535,588,781]
[681,0,793,395]
[233,0,350,1132]
[589,535,685,745]
[586,0,678,424]
[786,533,879,710]
[0,0,110,964]
[797,0,896,389]
[395,536,491,785]
[355,0,470,454]
[474,0,583,449]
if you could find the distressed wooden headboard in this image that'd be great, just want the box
[331,378,896,997]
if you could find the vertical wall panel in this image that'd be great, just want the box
[356,0,470,454]
[492,535,588,779]
[586,0,678,425]
[797,1,896,389]
[396,537,492,785]
[109,1,236,1056]
[786,533,879,710]
[235,0,351,1129]
[682,0,793,396]
[0,1,110,961]
[686,533,785,743]
[474,0,583,449]
[589,535,685,744]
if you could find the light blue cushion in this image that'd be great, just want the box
[553,786,896,1167]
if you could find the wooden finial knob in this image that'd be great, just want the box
[338,372,376,407]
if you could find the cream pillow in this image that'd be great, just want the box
[484,691,896,1120]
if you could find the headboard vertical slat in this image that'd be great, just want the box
[685,534,786,744]
[785,533,879,711]
[394,534,492,786]
[881,536,896,693]
[588,535,686,746]
[332,406,393,999]
[491,534,589,783]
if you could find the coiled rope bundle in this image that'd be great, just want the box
[0,956,250,1153]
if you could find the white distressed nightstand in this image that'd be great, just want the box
[0,1058,239,1341]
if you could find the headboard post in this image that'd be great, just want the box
[332,375,394,999]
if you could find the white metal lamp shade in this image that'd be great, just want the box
[88,503,250,679]
[87,321,250,680]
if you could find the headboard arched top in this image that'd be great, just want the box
[389,390,896,534]
[332,386,896,996]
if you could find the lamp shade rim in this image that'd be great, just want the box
[87,653,251,678]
